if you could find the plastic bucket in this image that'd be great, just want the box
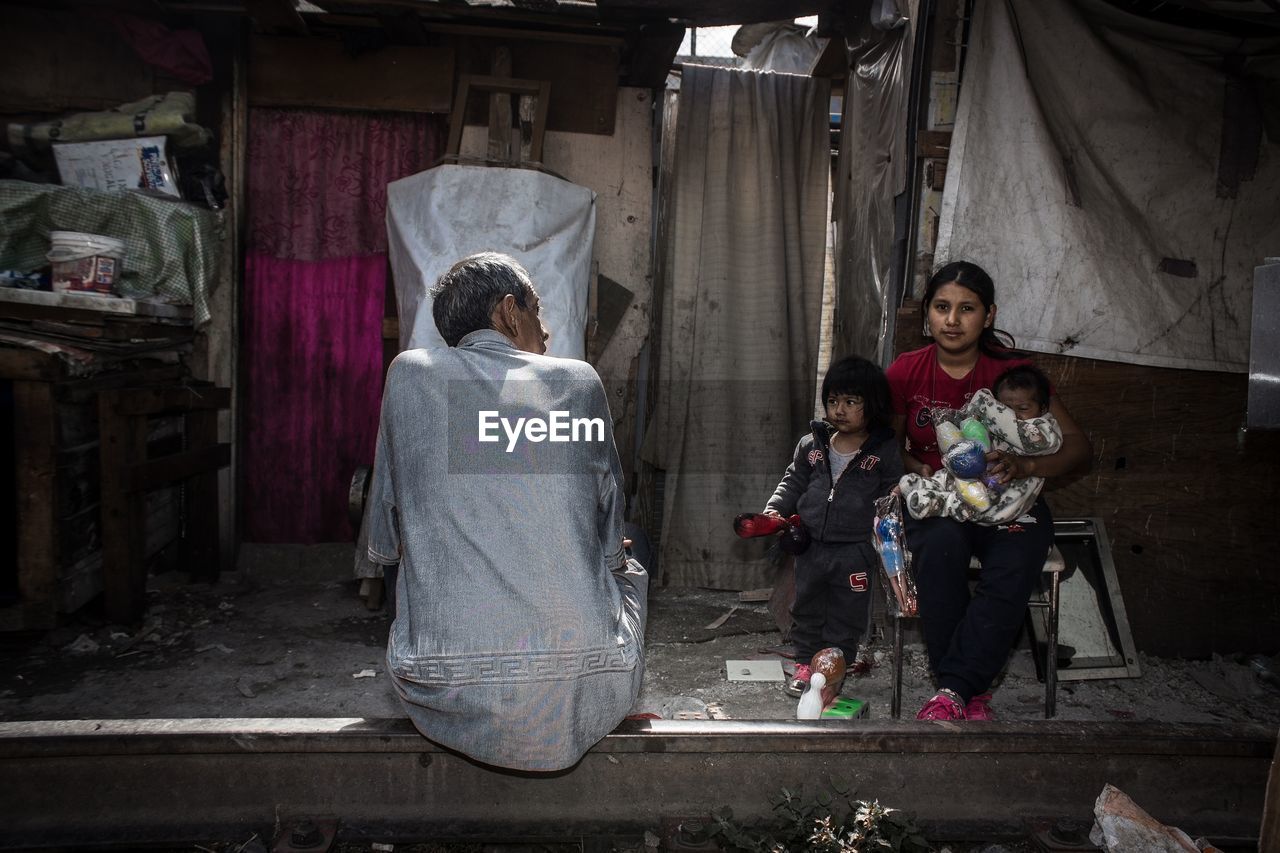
[47,231,126,295]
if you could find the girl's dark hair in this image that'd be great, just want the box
[993,364,1051,411]
[922,261,1022,360]
[821,355,893,431]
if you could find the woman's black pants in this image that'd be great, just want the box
[904,497,1054,703]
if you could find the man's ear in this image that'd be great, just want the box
[493,293,517,333]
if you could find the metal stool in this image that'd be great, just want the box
[891,544,1066,719]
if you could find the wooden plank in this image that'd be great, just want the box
[248,36,453,113]
[0,7,157,113]
[0,349,61,382]
[12,382,59,629]
[0,289,193,320]
[917,130,952,158]
[113,386,231,417]
[246,0,308,35]
[99,390,149,624]
[129,444,231,494]
[184,410,221,582]
[487,49,514,162]
[893,303,1280,657]
[621,23,685,87]
[55,366,185,403]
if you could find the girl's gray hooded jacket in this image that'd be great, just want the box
[766,421,903,543]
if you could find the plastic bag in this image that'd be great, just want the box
[932,407,1002,506]
[872,494,917,617]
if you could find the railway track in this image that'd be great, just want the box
[1,717,1272,849]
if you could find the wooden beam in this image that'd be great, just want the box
[12,382,59,629]
[248,35,453,113]
[129,445,231,494]
[184,410,222,582]
[99,391,149,624]
[488,47,514,162]
[112,387,231,417]
[0,349,61,382]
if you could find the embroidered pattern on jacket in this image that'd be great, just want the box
[394,645,638,686]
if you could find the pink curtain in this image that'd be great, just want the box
[243,108,445,542]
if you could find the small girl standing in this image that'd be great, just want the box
[764,356,904,697]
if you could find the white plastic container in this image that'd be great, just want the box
[47,231,126,295]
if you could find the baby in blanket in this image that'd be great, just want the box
[900,365,1063,525]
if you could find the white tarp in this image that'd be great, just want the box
[936,0,1280,373]
[386,164,595,359]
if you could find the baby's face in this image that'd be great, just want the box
[997,387,1046,421]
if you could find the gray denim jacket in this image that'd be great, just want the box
[367,330,647,771]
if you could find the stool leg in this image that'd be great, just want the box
[1045,571,1061,718]
[892,615,903,719]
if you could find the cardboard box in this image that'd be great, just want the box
[54,136,181,197]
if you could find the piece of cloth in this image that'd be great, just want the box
[765,421,903,544]
[900,388,1062,524]
[886,343,1036,473]
[246,108,445,263]
[935,0,1280,373]
[242,254,386,543]
[366,329,646,772]
[791,540,877,663]
[905,496,1055,703]
[241,107,445,543]
[641,64,831,589]
[0,180,221,325]
[109,13,213,86]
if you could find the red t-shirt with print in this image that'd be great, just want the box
[886,343,1042,472]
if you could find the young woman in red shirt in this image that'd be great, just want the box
[885,261,1093,720]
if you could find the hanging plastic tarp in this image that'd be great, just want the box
[831,0,918,365]
[935,0,1280,373]
[386,164,595,359]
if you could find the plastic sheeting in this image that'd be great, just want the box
[386,164,595,359]
[935,0,1280,373]
[831,0,917,365]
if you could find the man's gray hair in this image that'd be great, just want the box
[430,252,537,347]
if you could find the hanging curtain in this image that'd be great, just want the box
[243,108,446,543]
[641,66,830,589]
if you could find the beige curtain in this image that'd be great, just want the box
[641,65,830,589]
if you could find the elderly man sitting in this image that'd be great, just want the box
[365,251,647,772]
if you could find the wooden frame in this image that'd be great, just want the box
[445,74,552,166]
[99,386,231,623]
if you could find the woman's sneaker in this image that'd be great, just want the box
[916,691,966,720]
[785,663,813,697]
[965,693,995,721]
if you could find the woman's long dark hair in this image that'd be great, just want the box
[921,261,1023,360]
